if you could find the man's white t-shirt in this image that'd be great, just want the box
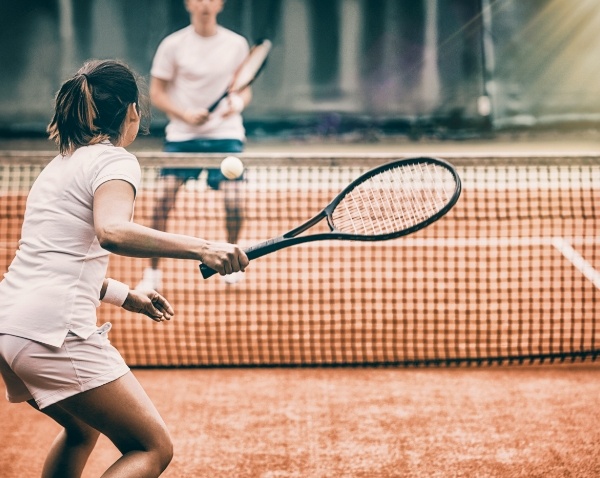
[0,143,141,347]
[151,25,249,142]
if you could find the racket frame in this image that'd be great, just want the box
[207,38,272,113]
[200,156,461,278]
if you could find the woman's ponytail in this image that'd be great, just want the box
[47,60,147,155]
[48,74,102,155]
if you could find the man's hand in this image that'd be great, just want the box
[213,93,245,118]
[182,108,209,125]
[122,289,174,322]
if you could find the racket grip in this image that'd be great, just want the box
[199,237,283,280]
[199,263,218,279]
[198,243,265,280]
[207,92,227,113]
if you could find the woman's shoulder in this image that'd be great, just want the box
[98,144,138,162]
[77,142,138,165]
[88,144,141,189]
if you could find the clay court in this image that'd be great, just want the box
[1,137,599,477]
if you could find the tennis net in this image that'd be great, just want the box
[1,151,598,366]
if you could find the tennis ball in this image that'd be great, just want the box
[220,156,245,180]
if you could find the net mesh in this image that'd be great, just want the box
[1,152,598,367]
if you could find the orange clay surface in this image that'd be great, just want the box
[1,365,600,477]
[0,137,599,476]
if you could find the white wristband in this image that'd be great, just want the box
[228,93,245,113]
[102,278,129,307]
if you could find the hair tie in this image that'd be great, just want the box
[80,73,89,82]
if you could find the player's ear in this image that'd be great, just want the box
[126,103,140,122]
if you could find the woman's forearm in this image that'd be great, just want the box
[98,221,247,275]
[97,221,209,260]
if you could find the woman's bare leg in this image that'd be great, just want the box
[46,372,173,478]
[30,400,100,478]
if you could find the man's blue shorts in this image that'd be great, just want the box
[161,138,244,190]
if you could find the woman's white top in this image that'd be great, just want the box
[0,143,141,347]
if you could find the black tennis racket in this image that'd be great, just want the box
[207,38,272,113]
[200,157,461,279]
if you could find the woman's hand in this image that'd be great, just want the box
[122,289,174,322]
[201,242,249,276]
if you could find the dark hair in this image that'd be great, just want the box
[47,59,149,155]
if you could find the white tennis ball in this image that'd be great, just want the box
[220,156,245,180]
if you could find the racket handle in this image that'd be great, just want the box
[207,92,228,113]
[199,263,218,279]
[199,237,285,280]
[207,99,222,113]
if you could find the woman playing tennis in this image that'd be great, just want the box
[0,59,248,477]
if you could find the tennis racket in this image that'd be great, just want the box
[200,156,462,279]
[207,38,272,113]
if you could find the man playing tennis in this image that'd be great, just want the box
[137,0,251,290]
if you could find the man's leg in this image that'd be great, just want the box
[222,179,244,244]
[137,175,185,290]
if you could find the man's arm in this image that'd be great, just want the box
[220,86,252,118]
[150,76,209,126]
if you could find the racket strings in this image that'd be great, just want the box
[331,163,457,236]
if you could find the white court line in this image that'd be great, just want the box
[552,238,600,290]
